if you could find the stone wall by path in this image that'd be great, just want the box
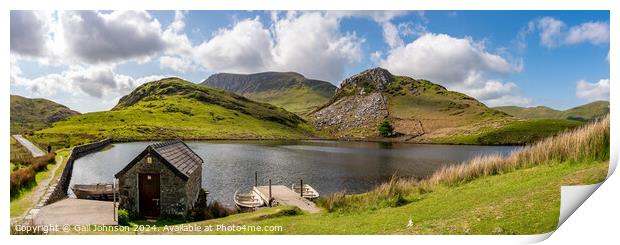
[20,138,112,226]
[44,139,112,205]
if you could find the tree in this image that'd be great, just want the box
[378,119,394,137]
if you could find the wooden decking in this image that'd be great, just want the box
[253,185,321,213]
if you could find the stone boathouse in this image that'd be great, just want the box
[114,140,203,218]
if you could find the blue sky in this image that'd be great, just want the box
[10,10,609,112]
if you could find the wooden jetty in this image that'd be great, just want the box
[253,185,321,214]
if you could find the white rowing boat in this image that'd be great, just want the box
[233,189,265,209]
[291,183,319,200]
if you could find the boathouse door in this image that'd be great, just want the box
[139,173,160,218]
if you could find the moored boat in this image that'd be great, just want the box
[291,183,319,200]
[233,189,265,209]
[71,183,114,200]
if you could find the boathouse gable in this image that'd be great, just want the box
[114,140,203,219]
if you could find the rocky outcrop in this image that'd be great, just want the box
[313,92,388,137]
[338,67,393,93]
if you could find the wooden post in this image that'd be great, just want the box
[300,179,303,197]
[254,171,258,187]
[113,179,117,221]
[268,179,272,207]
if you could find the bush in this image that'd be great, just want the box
[10,153,56,197]
[10,167,35,197]
[378,119,394,137]
[117,209,130,226]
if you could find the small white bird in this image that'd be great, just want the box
[407,218,414,228]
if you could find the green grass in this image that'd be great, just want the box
[10,149,69,218]
[32,78,317,149]
[64,159,607,235]
[433,119,584,145]
[247,87,333,115]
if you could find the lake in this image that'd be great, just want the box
[69,140,518,207]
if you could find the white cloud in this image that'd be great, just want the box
[195,18,274,74]
[270,12,363,81]
[381,22,403,48]
[533,17,609,48]
[377,33,528,106]
[10,11,52,57]
[576,79,610,101]
[159,56,195,73]
[12,65,164,99]
[59,11,166,64]
[194,12,363,82]
[565,22,610,45]
[537,17,565,48]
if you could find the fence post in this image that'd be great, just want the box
[268,179,272,207]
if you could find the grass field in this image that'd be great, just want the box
[432,119,584,145]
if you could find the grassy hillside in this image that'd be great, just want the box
[386,76,511,135]
[494,100,609,121]
[59,115,609,235]
[202,72,336,115]
[10,95,80,134]
[493,105,561,119]
[32,78,316,149]
[431,119,585,145]
[561,101,610,121]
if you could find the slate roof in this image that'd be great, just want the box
[114,140,203,180]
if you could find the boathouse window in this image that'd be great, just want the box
[146,156,152,164]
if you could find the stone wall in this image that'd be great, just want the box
[117,151,191,218]
[185,164,202,211]
[44,139,112,205]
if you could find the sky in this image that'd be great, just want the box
[10,10,610,113]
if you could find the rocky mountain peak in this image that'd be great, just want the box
[339,67,393,93]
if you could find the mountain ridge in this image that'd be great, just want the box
[493,100,609,121]
[202,72,337,114]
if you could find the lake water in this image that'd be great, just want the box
[69,140,518,207]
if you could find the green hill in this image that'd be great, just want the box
[311,67,513,140]
[10,95,80,134]
[32,78,315,148]
[201,72,337,115]
[494,101,609,121]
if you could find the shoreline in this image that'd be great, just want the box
[101,136,528,147]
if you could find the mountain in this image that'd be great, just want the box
[33,78,315,148]
[10,95,80,134]
[201,72,337,115]
[311,67,512,139]
[494,101,609,121]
